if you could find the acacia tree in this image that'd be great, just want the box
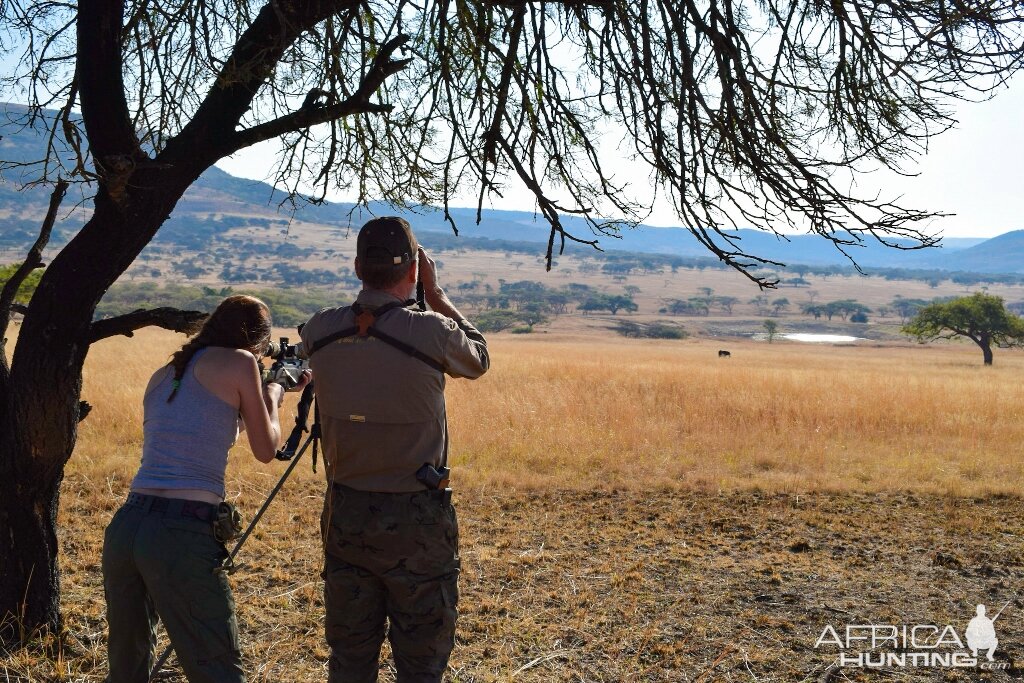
[0,0,1023,647]
[903,292,1024,365]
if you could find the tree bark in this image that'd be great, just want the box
[0,163,202,647]
[981,342,993,366]
[0,469,63,645]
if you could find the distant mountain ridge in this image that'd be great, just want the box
[1,102,1018,273]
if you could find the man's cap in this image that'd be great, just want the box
[357,217,418,266]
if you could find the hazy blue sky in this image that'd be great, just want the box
[217,77,1024,240]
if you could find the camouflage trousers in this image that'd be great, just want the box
[322,484,460,683]
[102,496,243,683]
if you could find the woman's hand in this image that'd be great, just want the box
[263,381,285,408]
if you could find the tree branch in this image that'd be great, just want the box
[0,180,67,355]
[88,308,208,344]
[76,0,142,173]
[160,0,364,167]
[225,34,412,154]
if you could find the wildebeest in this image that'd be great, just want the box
[718,350,731,358]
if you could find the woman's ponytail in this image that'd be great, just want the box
[164,295,272,403]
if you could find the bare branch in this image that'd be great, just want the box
[224,34,413,154]
[0,179,68,352]
[159,0,364,167]
[88,308,208,344]
[77,0,143,170]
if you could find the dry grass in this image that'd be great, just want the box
[69,327,1024,497]
[4,328,1024,681]
[454,334,1024,496]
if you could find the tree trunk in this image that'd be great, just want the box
[982,343,993,366]
[0,468,63,645]
[0,163,202,648]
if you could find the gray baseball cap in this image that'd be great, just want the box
[357,217,418,266]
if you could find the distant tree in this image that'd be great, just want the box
[824,299,870,321]
[763,319,779,343]
[698,286,714,298]
[691,297,713,316]
[473,309,522,334]
[902,293,1024,365]
[771,297,790,316]
[579,294,637,316]
[662,299,691,316]
[519,303,550,331]
[748,295,769,315]
[713,295,738,315]
[0,264,44,305]
[850,311,869,323]
[891,296,931,324]
[617,321,687,340]
[801,303,824,320]
[545,292,572,316]
[609,295,638,315]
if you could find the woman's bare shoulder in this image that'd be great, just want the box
[144,364,172,397]
[198,347,259,378]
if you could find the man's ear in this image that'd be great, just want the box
[354,257,362,280]
[407,261,418,284]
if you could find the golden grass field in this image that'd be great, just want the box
[4,327,1024,681]
[68,328,1024,496]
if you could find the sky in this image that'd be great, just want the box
[216,78,1018,242]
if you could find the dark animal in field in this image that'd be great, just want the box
[718,350,731,358]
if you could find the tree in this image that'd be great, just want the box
[518,303,551,331]
[801,303,825,320]
[771,297,790,316]
[902,293,1024,365]
[891,296,931,324]
[473,309,522,334]
[713,295,738,315]
[0,264,44,305]
[763,319,779,343]
[578,294,637,316]
[748,295,769,315]
[1,0,1022,647]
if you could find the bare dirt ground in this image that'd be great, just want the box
[9,480,1024,682]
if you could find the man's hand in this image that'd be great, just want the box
[418,247,446,310]
[293,368,313,392]
[417,247,477,327]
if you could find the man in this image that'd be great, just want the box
[300,216,489,683]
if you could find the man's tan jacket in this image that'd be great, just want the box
[300,290,490,492]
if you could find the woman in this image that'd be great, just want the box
[102,295,309,683]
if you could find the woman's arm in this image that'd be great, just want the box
[236,352,283,463]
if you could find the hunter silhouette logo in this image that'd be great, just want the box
[815,600,1010,670]
[965,603,1002,661]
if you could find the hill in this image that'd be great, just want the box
[926,230,1024,273]
[0,101,1010,273]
